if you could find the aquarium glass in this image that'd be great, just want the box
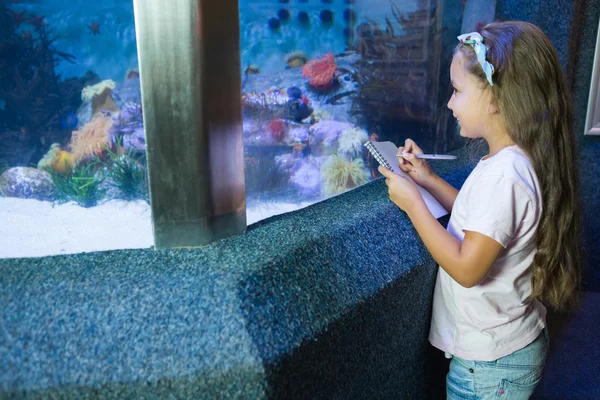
[0,0,496,256]
[0,0,151,258]
[240,0,486,224]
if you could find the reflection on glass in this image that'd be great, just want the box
[0,1,151,258]
[240,0,467,224]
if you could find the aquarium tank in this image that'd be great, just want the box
[0,0,495,257]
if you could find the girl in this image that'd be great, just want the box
[378,21,582,399]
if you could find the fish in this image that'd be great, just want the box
[244,65,261,75]
[60,113,79,130]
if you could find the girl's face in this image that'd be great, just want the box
[447,53,493,139]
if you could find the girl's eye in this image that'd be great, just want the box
[452,87,458,95]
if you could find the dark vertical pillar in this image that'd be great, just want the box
[133,0,246,248]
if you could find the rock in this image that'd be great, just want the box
[123,127,146,153]
[109,102,146,153]
[0,167,55,201]
[241,90,313,122]
[76,101,94,128]
[243,119,310,147]
[113,77,142,107]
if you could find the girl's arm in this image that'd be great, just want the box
[378,164,504,288]
[421,174,459,213]
[406,200,504,288]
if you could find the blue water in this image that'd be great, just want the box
[6,0,419,79]
[8,1,138,81]
[2,0,468,227]
[240,0,419,73]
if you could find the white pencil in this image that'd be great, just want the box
[397,153,457,160]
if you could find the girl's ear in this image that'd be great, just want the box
[489,102,498,114]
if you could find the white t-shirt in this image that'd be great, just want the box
[429,145,547,361]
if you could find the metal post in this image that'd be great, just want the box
[133,0,246,248]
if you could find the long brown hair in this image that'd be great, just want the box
[456,21,582,311]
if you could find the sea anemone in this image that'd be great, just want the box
[70,114,113,163]
[268,119,287,142]
[285,51,308,68]
[37,144,74,174]
[81,80,116,101]
[309,120,354,154]
[337,126,368,158]
[302,52,337,90]
[290,159,321,195]
[81,79,118,116]
[320,155,369,196]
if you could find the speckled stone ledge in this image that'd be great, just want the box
[1,139,599,399]
[0,150,469,399]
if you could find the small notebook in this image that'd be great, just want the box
[364,141,448,219]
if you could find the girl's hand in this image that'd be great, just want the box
[397,139,437,189]
[378,165,425,214]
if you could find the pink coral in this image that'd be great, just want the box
[268,119,287,142]
[302,52,337,90]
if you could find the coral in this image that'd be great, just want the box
[290,159,321,196]
[109,102,146,152]
[320,155,369,196]
[268,119,287,142]
[69,114,113,163]
[284,51,308,68]
[302,52,337,90]
[82,79,117,115]
[309,120,354,155]
[337,127,368,158]
[0,2,84,164]
[81,79,116,102]
[37,143,73,174]
[310,108,333,123]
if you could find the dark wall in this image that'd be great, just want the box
[496,0,600,137]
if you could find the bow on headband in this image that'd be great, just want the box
[457,32,495,86]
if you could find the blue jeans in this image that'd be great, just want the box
[446,327,549,399]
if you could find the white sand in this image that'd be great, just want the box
[0,197,317,259]
[0,198,154,259]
